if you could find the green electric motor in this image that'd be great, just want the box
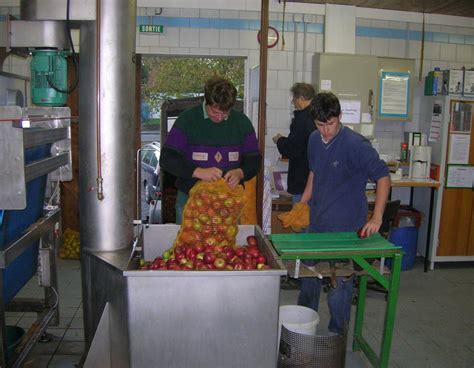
[30,50,69,107]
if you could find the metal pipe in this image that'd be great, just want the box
[78,0,136,253]
[95,0,103,201]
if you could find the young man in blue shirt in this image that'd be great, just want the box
[298,92,390,334]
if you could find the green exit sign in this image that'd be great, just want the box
[139,25,163,33]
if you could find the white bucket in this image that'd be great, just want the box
[278,305,319,346]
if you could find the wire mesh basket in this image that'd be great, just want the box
[278,325,347,368]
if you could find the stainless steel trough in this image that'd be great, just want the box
[83,225,286,368]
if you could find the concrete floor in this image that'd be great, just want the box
[6,258,474,367]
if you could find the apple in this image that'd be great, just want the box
[183,219,193,230]
[225,225,237,238]
[233,263,244,270]
[247,235,258,247]
[224,198,234,208]
[193,243,204,253]
[223,246,235,260]
[256,255,267,264]
[243,263,254,270]
[162,249,172,260]
[206,207,216,217]
[220,208,230,217]
[204,236,218,247]
[212,201,223,210]
[204,245,214,253]
[213,245,224,253]
[357,228,367,239]
[201,225,214,237]
[198,214,209,223]
[224,216,235,225]
[192,220,202,231]
[203,252,216,264]
[217,192,229,200]
[248,246,260,258]
[185,248,197,261]
[184,260,195,269]
[214,257,226,269]
[211,215,222,225]
[235,247,245,258]
[175,252,186,262]
[196,252,205,261]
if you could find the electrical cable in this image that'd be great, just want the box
[50,286,59,310]
[46,0,79,94]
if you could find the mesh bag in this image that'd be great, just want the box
[174,179,245,249]
[278,325,347,368]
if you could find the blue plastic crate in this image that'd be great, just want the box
[1,145,50,304]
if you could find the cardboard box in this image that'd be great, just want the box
[463,70,474,96]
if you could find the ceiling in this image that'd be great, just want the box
[286,0,474,18]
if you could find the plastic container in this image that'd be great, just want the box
[388,227,418,270]
[6,326,25,359]
[278,305,319,344]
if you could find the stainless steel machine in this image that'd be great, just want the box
[0,105,71,367]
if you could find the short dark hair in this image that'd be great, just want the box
[290,83,316,101]
[311,92,341,123]
[204,77,237,111]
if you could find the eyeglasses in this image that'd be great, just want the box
[207,105,229,120]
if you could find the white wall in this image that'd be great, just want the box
[2,1,474,165]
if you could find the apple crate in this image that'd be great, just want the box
[124,224,287,368]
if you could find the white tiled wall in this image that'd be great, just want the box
[1,2,474,165]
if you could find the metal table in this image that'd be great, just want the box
[270,232,403,368]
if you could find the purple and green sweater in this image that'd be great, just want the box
[160,103,262,194]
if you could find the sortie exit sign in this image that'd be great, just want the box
[139,25,163,33]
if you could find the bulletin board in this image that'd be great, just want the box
[376,57,416,122]
[378,71,410,119]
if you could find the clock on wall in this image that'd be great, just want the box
[257,26,279,48]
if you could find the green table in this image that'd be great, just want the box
[270,232,403,368]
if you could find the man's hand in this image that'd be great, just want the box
[192,167,223,182]
[223,168,244,188]
[359,217,383,238]
[272,133,284,144]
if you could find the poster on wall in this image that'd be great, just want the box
[378,71,410,118]
[448,134,471,164]
[429,99,442,143]
[445,164,474,189]
[340,100,361,124]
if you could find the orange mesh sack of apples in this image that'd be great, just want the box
[176,179,245,250]
[140,179,271,271]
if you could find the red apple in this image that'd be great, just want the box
[256,255,267,264]
[247,235,258,247]
[203,252,216,264]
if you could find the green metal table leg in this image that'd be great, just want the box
[353,274,368,351]
[379,253,402,367]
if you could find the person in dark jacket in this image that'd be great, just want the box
[272,83,316,203]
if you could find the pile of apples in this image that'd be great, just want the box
[140,235,270,271]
